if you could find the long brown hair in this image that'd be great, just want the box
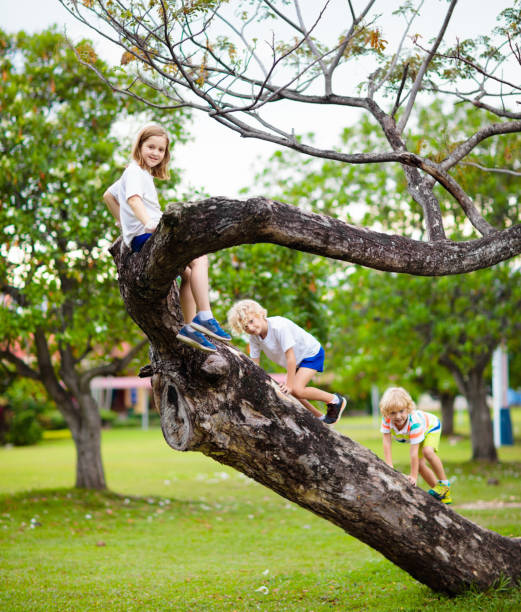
[131,124,171,179]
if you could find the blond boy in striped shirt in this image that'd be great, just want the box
[380,387,452,504]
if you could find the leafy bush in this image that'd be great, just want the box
[2,381,52,446]
[6,409,43,446]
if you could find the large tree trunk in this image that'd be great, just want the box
[58,394,106,490]
[70,394,106,489]
[110,199,520,595]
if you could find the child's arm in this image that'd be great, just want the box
[127,195,157,232]
[280,347,297,394]
[408,444,420,484]
[382,433,393,467]
[251,357,260,366]
[103,190,121,223]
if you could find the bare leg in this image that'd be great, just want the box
[188,256,211,312]
[422,446,447,482]
[292,368,336,405]
[418,457,437,488]
[298,398,323,418]
[180,267,196,324]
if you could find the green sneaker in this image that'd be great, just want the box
[428,483,450,503]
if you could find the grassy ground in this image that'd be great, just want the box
[0,412,520,611]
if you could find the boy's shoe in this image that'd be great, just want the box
[428,483,451,503]
[323,393,347,425]
[441,488,453,505]
[176,326,217,353]
[191,315,232,343]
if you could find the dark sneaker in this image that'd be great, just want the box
[191,315,232,342]
[323,393,347,425]
[177,326,217,353]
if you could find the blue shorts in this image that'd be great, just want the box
[297,346,325,373]
[131,233,153,253]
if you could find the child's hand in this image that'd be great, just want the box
[279,381,292,394]
[407,475,417,485]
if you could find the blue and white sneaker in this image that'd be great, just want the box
[191,314,232,343]
[176,326,217,353]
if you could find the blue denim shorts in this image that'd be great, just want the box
[131,233,152,253]
[297,346,325,372]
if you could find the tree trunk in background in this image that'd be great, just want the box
[463,372,498,462]
[439,392,455,436]
[60,395,106,490]
[440,357,497,461]
[109,215,520,595]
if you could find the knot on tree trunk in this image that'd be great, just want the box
[138,364,154,378]
[200,352,230,382]
[154,374,200,451]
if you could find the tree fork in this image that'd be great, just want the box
[110,211,521,595]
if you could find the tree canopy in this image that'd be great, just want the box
[60,0,521,274]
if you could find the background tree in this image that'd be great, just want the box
[0,28,188,489]
[60,0,521,273]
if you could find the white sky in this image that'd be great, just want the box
[2,0,514,197]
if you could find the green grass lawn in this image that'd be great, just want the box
[0,412,520,611]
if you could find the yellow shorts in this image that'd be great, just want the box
[419,429,441,458]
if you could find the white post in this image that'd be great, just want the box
[492,344,509,447]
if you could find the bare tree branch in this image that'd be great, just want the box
[460,161,521,177]
[397,0,458,133]
[79,338,149,389]
[370,0,423,97]
[439,119,521,171]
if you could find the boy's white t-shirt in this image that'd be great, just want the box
[108,161,163,246]
[249,316,321,368]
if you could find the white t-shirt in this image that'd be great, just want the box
[108,161,163,246]
[249,316,321,368]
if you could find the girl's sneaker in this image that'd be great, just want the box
[177,326,217,352]
[191,315,232,342]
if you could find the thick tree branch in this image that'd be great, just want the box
[0,346,40,380]
[79,338,149,390]
[114,197,521,303]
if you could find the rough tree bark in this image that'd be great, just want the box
[110,197,521,595]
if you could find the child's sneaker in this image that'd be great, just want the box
[323,393,347,425]
[441,488,453,505]
[428,483,451,503]
[177,326,217,353]
[191,315,232,343]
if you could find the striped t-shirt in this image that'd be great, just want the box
[380,410,441,445]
